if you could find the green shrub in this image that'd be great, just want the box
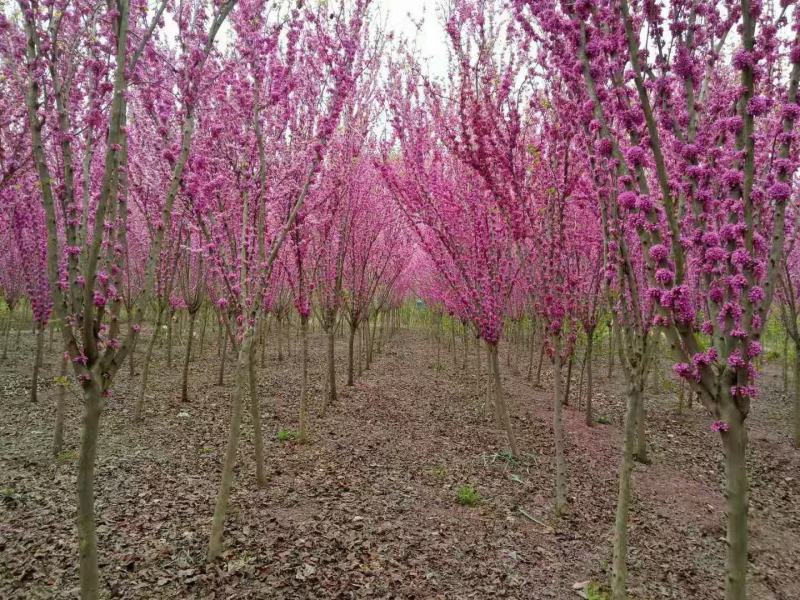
[456,484,481,506]
[596,415,611,425]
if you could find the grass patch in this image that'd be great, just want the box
[55,449,78,463]
[596,415,611,425]
[276,429,297,442]
[456,484,481,506]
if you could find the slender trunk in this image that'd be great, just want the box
[462,326,468,371]
[127,322,137,378]
[527,329,536,381]
[77,380,102,599]
[357,323,363,377]
[451,324,457,369]
[783,330,789,394]
[489,343,520,458]
[326,327,337,406]
[181,311,197,402]
[199,305,208,357]
[611,384,642,600]
[564,351,574,406]
[217,324,227,386]
[2,312,11,360]
[53,353,67,455]
[135,312,163,420]
[721,404,748,600]
[49,321,54,352]
[247,342,266,487]
[585,332,594,426]
[207,335,251,561]
[166,310,173,368]
[298,315,310,443]
[634,394,649,464]
[31,324,44,402]
[794,346,800,446]
[535,338,545,387]
[678,379,685,415]
[608,322,616,378]
[347,323,356,386]
[276,318,283,361]
[553,337,567,516]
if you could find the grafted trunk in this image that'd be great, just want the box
[489,343,519,457]
[247,341,265,487]
[30,324,44,402]
[298,315,310,443]
[77,380,103,599]
[207,334,251,561]
[181,311,197,402]
[135,310,163,420]
[552,338,567,516]
[53,353,67,455]
[611,383,642,600]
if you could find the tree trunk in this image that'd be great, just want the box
[608,321,615,378]
[181,311,197,403]
[535,338,545,387]
[31,324,44,402]
[135,311,163,420]
[199,305,208,357]
[2,312,11,360]
[77,380,103,599]
[611,383,642,600]
[247,342,266,487]
[127,323,137,378]
[207,335,251,561]
[326,327,337,406]
[783,329,789,394]
[217,325,227,386]
[720,405,748,600]
[564,350,574,406]
[634,394,649,464]
[489,343,519,457]
[53,353,67,455]
[167,310,173,368]
[585,331,594,426]
[298,315,310,443]
[347,323,356,386]
[552,337,567,516]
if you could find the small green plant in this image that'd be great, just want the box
[586,581,610,600]
[596,415,611,425]
[1,487,23,508]
[276,429,297,442]
[456,484,481,506]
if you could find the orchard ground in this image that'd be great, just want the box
[1,324,798,599]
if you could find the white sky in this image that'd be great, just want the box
[376,0,449,79]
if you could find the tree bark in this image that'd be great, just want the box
[53,353,67,455]
[564,350,574,406]
[77,380,102,599]
[217,323,227,386]
[347,322,356,386]
[207,335,251,561]
[31,324,44,402]
[611,383,642,600]
[181,311,197,402]
[326,327,337,406]
[634,394,649,463]
[585,331,594,426]
[166,309,173,368]
[298,315,310,443]
[552,336,567,516]
[721,404,748,600]
[794,346,800,446]
[247,341,266,487]
[489,343,520,458]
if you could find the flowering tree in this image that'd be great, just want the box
[519,0,800,596]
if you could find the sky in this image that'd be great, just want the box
[376,0,449,79]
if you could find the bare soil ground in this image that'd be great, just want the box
[1,325,798,599]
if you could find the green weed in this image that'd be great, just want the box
[456,484,481,506]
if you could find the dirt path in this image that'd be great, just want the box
[1,326,798,598]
